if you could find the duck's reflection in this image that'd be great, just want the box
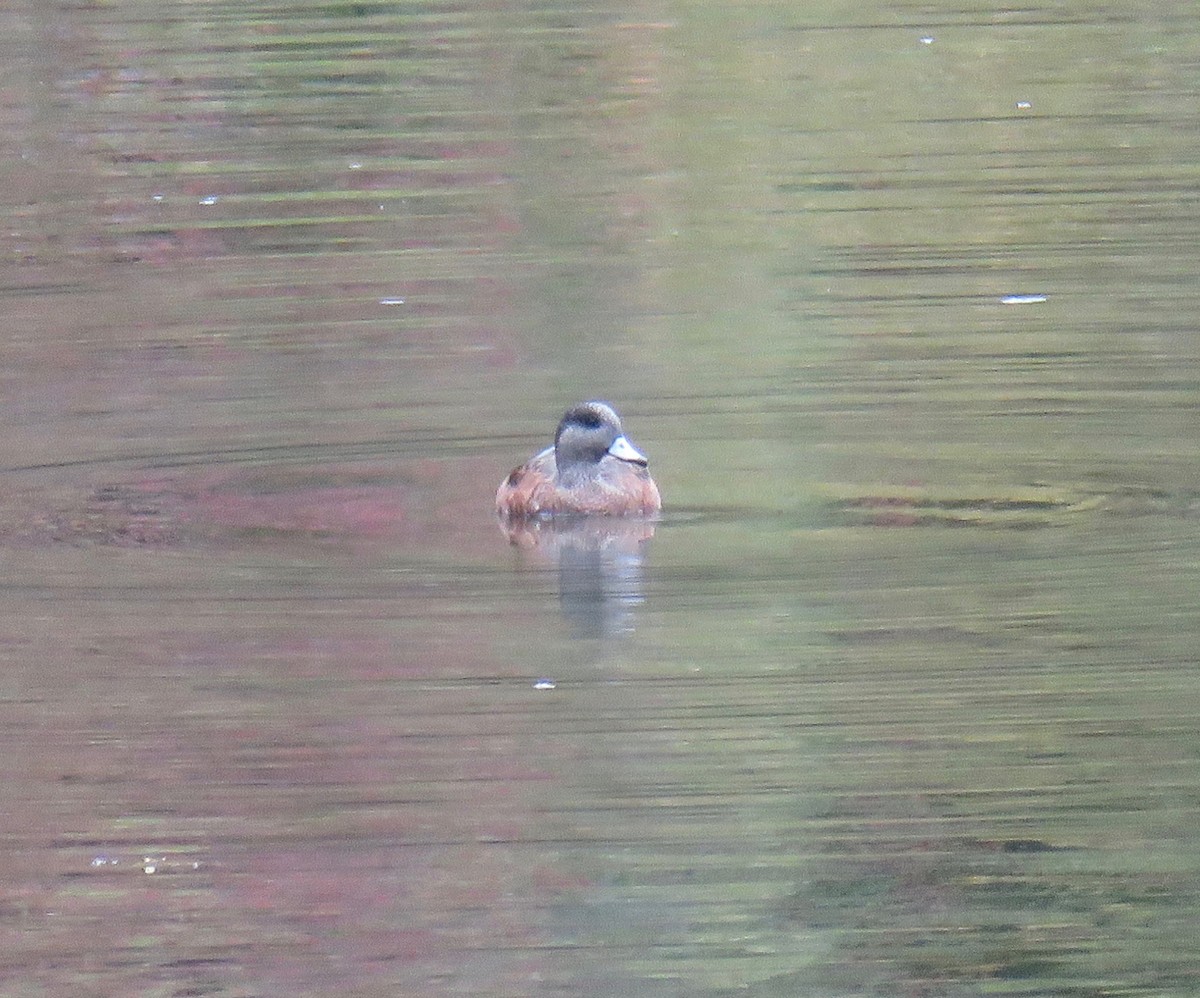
[499,516,655,639]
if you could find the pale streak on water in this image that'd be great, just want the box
[1,1,1199,995]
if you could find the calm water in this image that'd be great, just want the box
[2,1,1200,995]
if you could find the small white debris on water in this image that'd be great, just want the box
[533,679,556,690]
[1016,100,1032,109]
[1000,294,1047,305]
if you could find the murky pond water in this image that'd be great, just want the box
[3,1,1200,995]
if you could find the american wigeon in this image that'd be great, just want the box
[496,401,661,518]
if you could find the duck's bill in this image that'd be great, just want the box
[608,435,648,465]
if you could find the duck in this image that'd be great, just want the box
[496,401,661,518]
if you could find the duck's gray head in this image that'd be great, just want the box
[554,401,648,468]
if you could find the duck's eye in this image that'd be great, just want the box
[575,411,603,429]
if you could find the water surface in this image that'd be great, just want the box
[2,1,1199,995]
